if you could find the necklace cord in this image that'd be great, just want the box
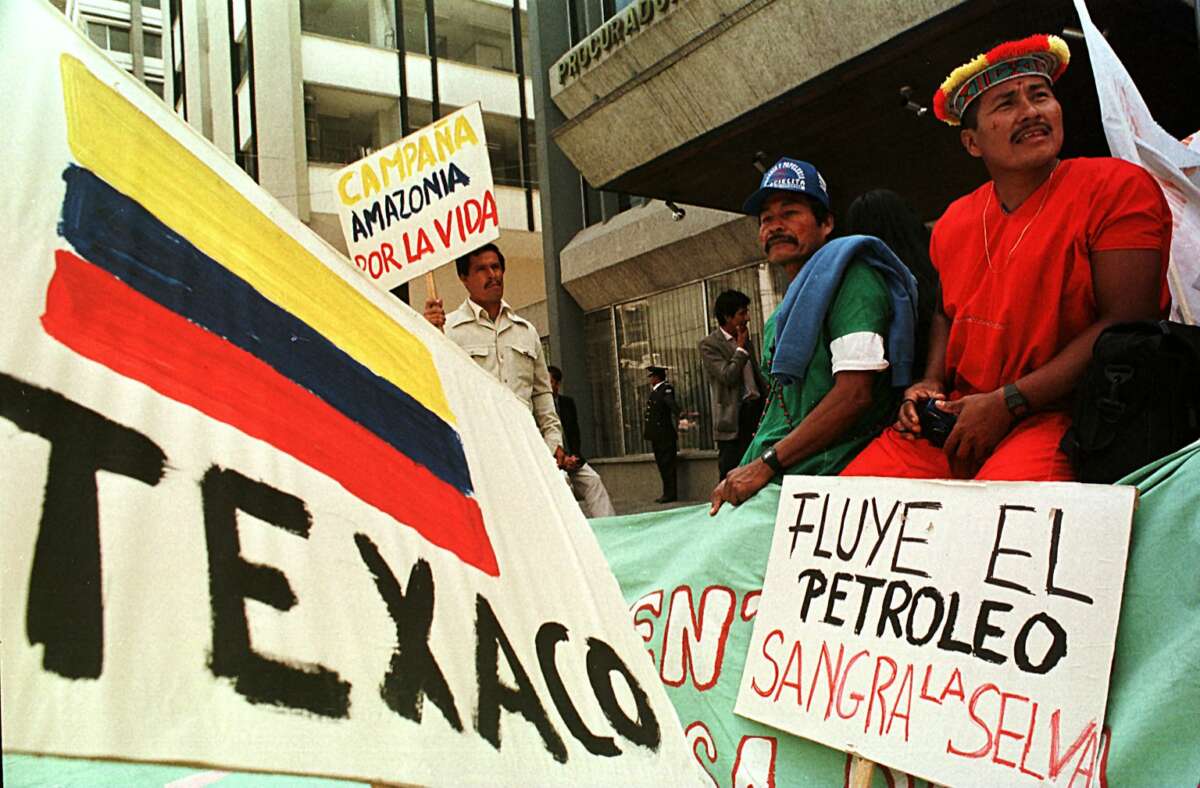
[982,160,1060,272]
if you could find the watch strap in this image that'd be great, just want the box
[760,446,784,473]
[1003,383,1030,418]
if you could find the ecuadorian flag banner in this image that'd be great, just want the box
[53,56,494,575]
[0,5,700,786]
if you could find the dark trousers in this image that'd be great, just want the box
[717,398,764,480]
[652,441,678,501]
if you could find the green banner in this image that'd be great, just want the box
[589,443,1200,787]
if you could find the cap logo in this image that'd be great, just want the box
[765,161,807,190]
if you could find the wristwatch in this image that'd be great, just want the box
[1003,383,1030,419]
[760,446,784,474]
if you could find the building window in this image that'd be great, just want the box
[145,77,165,99]
[304,85,401,165]
[584,264,784,458]
[434,0,523,73]
[614,283,709,455]
[233,33,250,82]
[144,31,163,59]
[87,20,132,53]
[143,0,162,8]
[300,0,397,50]
[584,309,622,457]
[237,135,258,180]
[401,0,428,55]
[481,110,534,188]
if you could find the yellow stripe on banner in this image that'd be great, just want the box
[59,55,455,426]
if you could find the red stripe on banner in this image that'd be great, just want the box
[43,250,497,576]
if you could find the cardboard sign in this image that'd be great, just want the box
[735,476,1135,787]
[331,103,500,290]
[0,5,701,785]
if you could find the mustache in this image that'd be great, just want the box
[764,233,797,249]
[1011,120,1051,143]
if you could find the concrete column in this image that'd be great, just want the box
[130,0,145,81]
[529,2,595,457]
[375,103,402,147]
[367,0,392,50]
[250,1,309,219]
[205,0,236,159]
[181,0,214,141]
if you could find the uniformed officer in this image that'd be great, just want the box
[643,365,681,503]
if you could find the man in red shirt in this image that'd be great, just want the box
[844,34,1172,481]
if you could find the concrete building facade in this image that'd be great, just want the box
[155,0,548,330]
[66,0,168,98]
[530,0,1200,503]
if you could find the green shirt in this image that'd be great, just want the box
[741,262,897,477]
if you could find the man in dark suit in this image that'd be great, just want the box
[643,365,681,503]
[548,365,615,517]
[699,290,766,480]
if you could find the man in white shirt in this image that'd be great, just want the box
[424,243,568,470]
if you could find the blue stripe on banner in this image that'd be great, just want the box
[58,165,474,496]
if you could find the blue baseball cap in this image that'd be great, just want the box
[742,157,830,215]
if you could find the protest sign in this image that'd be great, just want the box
[0,4,701,785]
[589,457,1200,788]
[734,476,1135,787]
[331,103,500,291]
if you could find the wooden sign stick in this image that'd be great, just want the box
[425,271,439,302]
[849,754,876,788]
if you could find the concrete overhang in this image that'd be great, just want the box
[560,200,760,311]
[549,0,1200,221]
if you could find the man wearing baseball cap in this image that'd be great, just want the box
[843,34,1172,481]
[710,158,919,514]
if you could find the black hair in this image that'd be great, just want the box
[456,242,505,277]
[548,365,562,383]
[961,98,981,130]
[807,195,832,226]
[844,189,940,365]
[713,290,751,325]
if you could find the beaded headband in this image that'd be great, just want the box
[933,34,1070,126]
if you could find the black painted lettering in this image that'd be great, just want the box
[876,579,912,639]
[1046,508,1093,604]
[1013,612,1068,674]
[892,501,938,578]
[787,492,820,557]
[536,622,618,756]
[985,504,1035,595]
[0,373,166,680]
[851,575,887,635]
[905,587,945,646]
[475,594,567,762]
[201,466,350,717]
[585,637,661,751]
[797,568,828,621]
[822,571,853,626]
[972,599,1013,665]
[865,498,902,568]
[836,499,868,560]
[354,534,461,730]
[937,592,973,654]
[813,494,833,558]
